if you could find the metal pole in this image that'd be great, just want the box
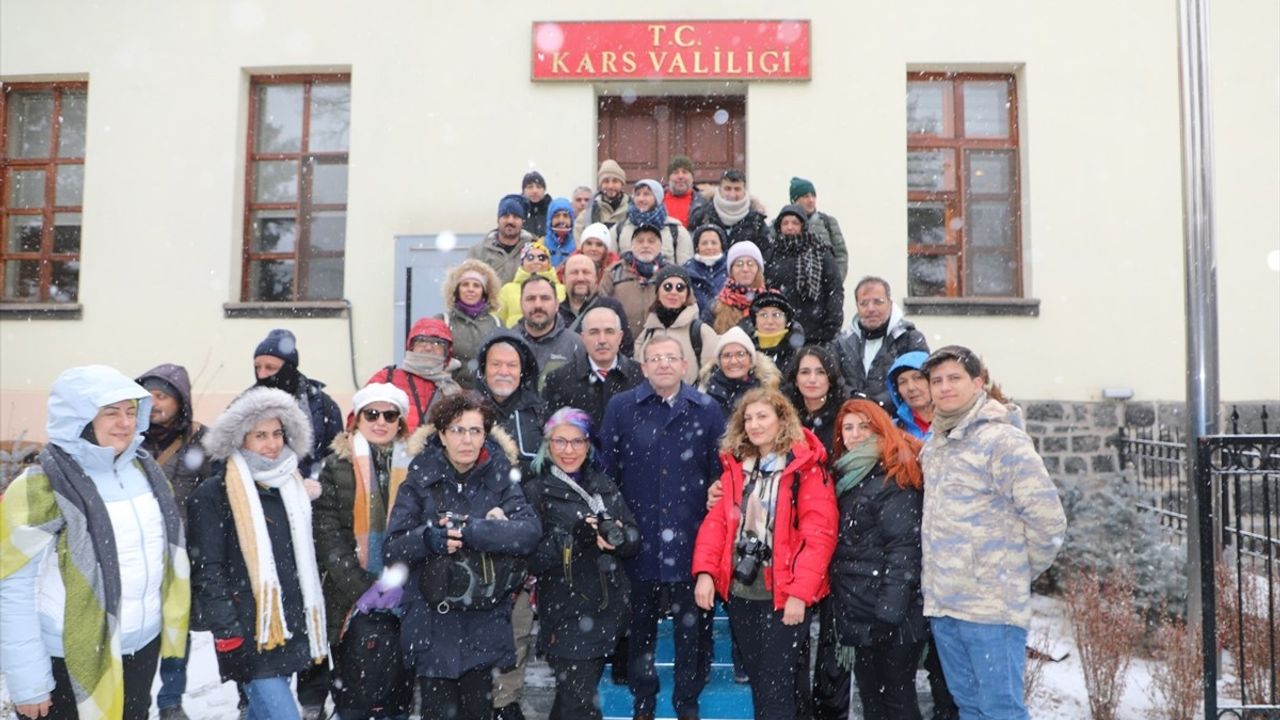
[1175,0,1220,716]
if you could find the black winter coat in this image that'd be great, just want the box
[761,243,844,345]
[187,462,314,679]
[831,319,929,408]
[799,399,839,453]
[476,333,550,480]
[829,464,926,647]
[524,464,640,659]
[384,431,541,679]
[542,352,645,428]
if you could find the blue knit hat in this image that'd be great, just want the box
[253,328,299,366]
[498,193,528,219]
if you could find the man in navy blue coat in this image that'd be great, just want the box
[600,335,726,720]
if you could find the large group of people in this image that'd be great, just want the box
[0,158,1068,720]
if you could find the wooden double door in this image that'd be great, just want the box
[597,95,746,189]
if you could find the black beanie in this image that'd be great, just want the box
[522,171,546,189]
[253,328,299,366]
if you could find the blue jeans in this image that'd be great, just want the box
[929,616,1028,720]
[156,634,191,710]
[244,677,301,720]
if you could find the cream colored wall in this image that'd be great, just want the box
[1,0,1276,442]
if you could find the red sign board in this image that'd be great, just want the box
[531,20,810,81]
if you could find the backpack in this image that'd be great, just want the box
[331,611,414,719]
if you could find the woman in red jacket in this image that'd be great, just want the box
[693,386,838,720]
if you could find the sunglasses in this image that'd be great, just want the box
[661,281,688,293]
[360,408,402,423]
[526,253,549,262]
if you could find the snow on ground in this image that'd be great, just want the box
[1025,594,1161,720]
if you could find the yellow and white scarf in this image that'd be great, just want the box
[226,449,327,661]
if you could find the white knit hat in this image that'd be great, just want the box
[352,382,410,416]
[715,326,755,359]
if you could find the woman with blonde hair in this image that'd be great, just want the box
[692,387,837,720]
[825,398,926,719]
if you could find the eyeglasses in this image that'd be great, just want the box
[411,338,450,353]
[360,408,402,423]
[644,354,682,366]
[719,350,751,362]
[444,425,485,438]
[756,310,785,320]
[527,253,549,262]
[660,281,688,293]
[549,437,589,451]
[731,259,758,268]
[857,297,888,308]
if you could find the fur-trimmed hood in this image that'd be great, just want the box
[442,258,504,315]
[696,350,782,391]
[203,387,313,461]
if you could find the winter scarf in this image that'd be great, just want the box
[713,191,750,226]
[455,298,489,319]
[627,201,668,231]
[757,328,787,349]
[0,445,190,720]
[225,448,327,660]
[717,281,757,312]
[931,391,988,437]
[694,253,724,267]
[832,437,881,497]
[774,232,825,302]
[622,251,665,283]
[858,319,889,340]
[401,351,463,404]
[656,304,684,327]
[143,419,186,457]
[350,432,412,574]
[256,362,302,396]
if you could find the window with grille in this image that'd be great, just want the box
[243,74,350,302]
[1,82,88,303]
[907,72,1022,298]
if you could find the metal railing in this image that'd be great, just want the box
[1115,407,1278,718]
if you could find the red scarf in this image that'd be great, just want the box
[717,281,757,312]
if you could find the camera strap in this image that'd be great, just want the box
[550,466,606,515]
[737,462,779,548]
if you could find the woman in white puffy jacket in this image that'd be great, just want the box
[0,365,190,720]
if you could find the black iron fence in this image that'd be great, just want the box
[1117,408,1278,718]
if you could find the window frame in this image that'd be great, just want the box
[0,81,88,304]
[907,71,1023,298]
[241,72,350,302]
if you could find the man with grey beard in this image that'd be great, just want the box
[517,274,584,389]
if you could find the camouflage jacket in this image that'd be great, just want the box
[920,396,1066,629]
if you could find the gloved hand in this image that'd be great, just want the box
[425,526,451,555]
[355,581,403,613]
[214,636,252,683]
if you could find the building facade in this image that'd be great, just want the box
[1,0,1277,443]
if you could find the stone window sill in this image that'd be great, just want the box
[223,301,349,319]
[903,297,1040,317]
[0,302,83,320]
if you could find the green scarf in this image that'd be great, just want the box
[833,437,881,496]
[931,390,987,436]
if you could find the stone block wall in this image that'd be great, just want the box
[1018,400,1274,479]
